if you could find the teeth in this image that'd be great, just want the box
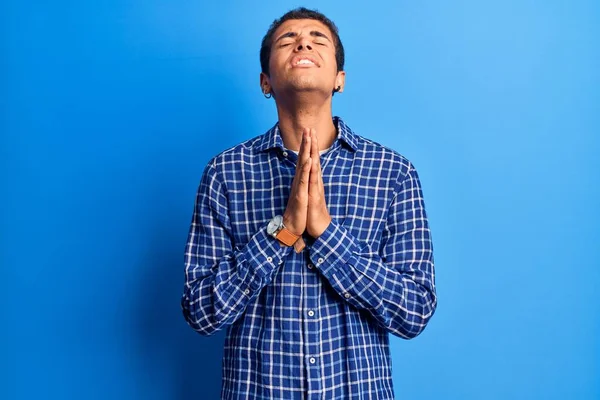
[297,59,314,65]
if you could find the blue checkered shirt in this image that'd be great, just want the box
[182,117,437,399]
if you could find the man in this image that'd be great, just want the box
[181,7,437,399]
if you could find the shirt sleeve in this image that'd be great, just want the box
[181,160,293,336]
[308,162,437,339]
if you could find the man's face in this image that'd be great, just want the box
[261,19,345,98]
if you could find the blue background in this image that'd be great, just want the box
[2,1,598,399]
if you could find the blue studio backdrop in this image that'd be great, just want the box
[2,1,599,399]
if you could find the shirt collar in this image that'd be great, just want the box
[254,116,359,153]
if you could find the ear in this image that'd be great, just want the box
[259,72,271,95]
[335,71,346,93]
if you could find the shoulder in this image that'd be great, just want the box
[338,116,414,178]
[351,132,415,183]
[204,134,264,174]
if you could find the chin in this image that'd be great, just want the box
[284,76,326,93]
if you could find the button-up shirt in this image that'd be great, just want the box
[181,117,437,399]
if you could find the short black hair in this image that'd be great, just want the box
[260,7,345,76]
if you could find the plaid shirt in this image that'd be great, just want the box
[182,117,437,399]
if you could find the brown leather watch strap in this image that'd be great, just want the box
[275,227,300,246]
[293,237,306,253]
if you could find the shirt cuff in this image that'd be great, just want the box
[237,225,294,290]
[308,219,359,278]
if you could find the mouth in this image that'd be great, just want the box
[291,56,319,68]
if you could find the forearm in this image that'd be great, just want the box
[182,227,292,336]
[309,219,437,339]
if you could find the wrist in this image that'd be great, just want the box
[268,215,304,251]
[282,213,303,236]
[308,216,332,238]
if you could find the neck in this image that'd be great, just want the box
[274,93,337,152]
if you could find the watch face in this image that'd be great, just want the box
[267,215,283,236]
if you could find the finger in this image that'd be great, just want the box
[299,157,312,189]
[298,128,312,162]
[311,129,323,177]
[298,129,311,170]
[310,129,319,185]
[309,130,323,190]
[294,129,310,182]
[310,128,319,162]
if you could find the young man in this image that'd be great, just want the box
[182,7,437,399]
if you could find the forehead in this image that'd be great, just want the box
[272,18,333,39]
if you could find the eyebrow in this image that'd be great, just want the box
[274,30,332,44]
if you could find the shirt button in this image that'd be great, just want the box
[267,256,273,263]
[282,151,288,157]
[344,293,351,299]
[307,263,314,269]
[308,310,315,317]
[244,289,251,295]
[309,357,316,364]
[317,258,324,264]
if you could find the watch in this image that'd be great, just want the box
[267,215,301,247]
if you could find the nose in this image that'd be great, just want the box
[295,36,312,51]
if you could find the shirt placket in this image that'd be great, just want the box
[278,142,344,399]
[282,147,323,399]
[303,252,322,399]
[303,144,343,400]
